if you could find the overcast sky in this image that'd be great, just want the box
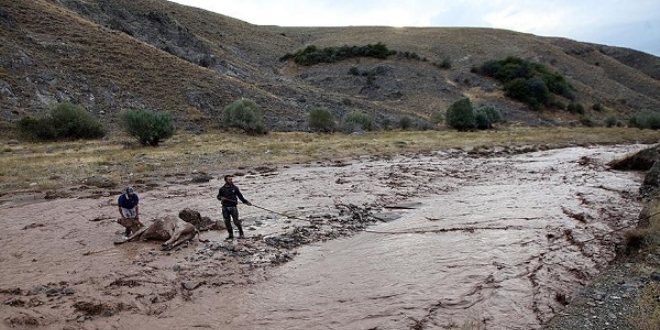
[169,0,659,56]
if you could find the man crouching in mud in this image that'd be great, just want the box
[217,175,252,240]
[117,186,141,237]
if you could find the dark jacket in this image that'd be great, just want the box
[217,184,248,207]
[118,193,139,209]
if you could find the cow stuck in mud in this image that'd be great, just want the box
[115,214,208,250]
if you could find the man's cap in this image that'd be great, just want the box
[126,186,135,195]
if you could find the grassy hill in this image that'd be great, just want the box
[1,0,659,133]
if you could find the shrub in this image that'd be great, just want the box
[629,110,660,130]
[221,98,268,135]
[308,107,336,133]
[580,117,598,127]
[567,102,586,114]
[592,103,604,112]
[399,116,413,130]
[282,43,397,66]
[348,66,360,75]
[18,102,104,141]
[342,111,374,132]
[446,98,476,131]
[121,109,175,146]
[605,116,618,128]
[433,58,452,69]
[475,105,502,128]
[476,56,574,109]
[430,111,444,125]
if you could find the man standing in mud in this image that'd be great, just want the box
[117,186,140,237]
[217,175,252,239]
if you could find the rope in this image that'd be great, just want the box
[249,204,310,222]
[363,208,660,249]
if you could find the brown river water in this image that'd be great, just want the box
[0,145,645,330]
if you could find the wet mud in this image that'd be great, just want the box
[0,145,647,329]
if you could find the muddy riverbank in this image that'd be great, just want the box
[0,144,648,329]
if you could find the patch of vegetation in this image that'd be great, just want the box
[341,111,374,132]
[280,43,397,66]
[567,102,586,114]
[221,98,268,135]
[605,116,619,128]
[629,110,660,130]
[476,56,575,109]
[430,111,444,125]
[592,103,604,112]
[475,105,502,129]
[446,99,502,131]
[629,282,660,330]
[398,51,424,61]
[120,109,175,147]
[446,98,476,131]
[18,102,104,141]
[433,58,452,69]
[399,116,413,130]
[308,107,336,133]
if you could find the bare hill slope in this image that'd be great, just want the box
[1,0,659,131]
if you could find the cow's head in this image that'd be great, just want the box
[117,217,144,234]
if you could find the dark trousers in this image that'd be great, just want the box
[222,206,243,237]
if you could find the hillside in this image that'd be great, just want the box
[1,0,659,132]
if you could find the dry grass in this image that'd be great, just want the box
[1,127,659,193]
[629,282,660,330]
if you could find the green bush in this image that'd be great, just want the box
[477,56,574,109]
[433,58,452,69]
[399,116,413,130]
[18,102,104,141]
[592,103,604,112]
[629,110,660,130]
[348,66,360,75]
[121,109,175,146]
[605,116,618,128]
[474,105,502,129]
[567,102,586,114]
[342,111,374,132]
[281,43,397,66]
[446,98,476,131]
[580,117,598,127]
[430,111,444,125]
[221,98,268,135]
[308,107,336,133]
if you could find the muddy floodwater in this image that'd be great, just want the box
[0,145,646,329]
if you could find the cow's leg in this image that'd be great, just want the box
[162,227,184,249]
[114,227,148,245]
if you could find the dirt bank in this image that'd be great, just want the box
[0,144,649,329]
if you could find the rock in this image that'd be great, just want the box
[28,285,47,295]
[77,316,86,323]
[191,173,213,183]
[181,281,202,290]
[651,273,660,282]
[179,208,216,230]
[84,176,114,188]
[6,139,19,145]
[62,288,76,295]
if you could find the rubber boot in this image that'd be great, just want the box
[224,217,234,239]
[237,222,245,238]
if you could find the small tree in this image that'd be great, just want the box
[221,98,267,135]
[605,116,618,128]
[446,98,475,131]
[399,116,413,130]
[567,102,586,114]
[121,109,175,146]
[18,102,104,141]
[342,111,374,132]
[308,107,336,133]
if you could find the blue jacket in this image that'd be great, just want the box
[118,193,139,209]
